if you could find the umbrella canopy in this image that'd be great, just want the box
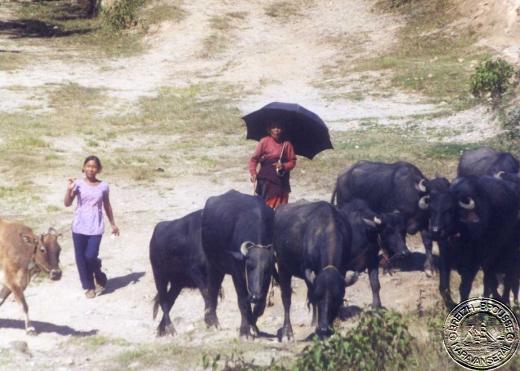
[242,102,333,159]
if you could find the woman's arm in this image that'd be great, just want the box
[64,178,76,207]
[103,189,120,235]
[248,139,265,182]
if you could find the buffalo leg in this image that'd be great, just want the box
[158,284,181,337]
[438,240,456,309]
[421,230,435,277]
[0,285,11,306]
[277,269,294,342]
[483,269,501,301]
[368,266,382,308]
[252,299,266,331]
[459,266,479,302]
[204,268,224,329]
[231,272,254,339]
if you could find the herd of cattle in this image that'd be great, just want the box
[1,146,520,340]
[149,146,520,340]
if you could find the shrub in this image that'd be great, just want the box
[470,58,515,101]
[293,309,415,371]
[102,0,145,31]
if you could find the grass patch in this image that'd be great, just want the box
[325,0,485,108]
[199,12,247,59]
[264,0,314,19]
[67,334,131,349]
[11,0,186,59]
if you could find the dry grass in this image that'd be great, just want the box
[199,12,248,59]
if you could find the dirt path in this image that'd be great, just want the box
[0,0,498,369]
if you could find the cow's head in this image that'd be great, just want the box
[305,267,358,337]
[231,241,275,304]
[451,177,488,238]
[35,228,62,280]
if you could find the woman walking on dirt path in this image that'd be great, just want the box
[249,121,297,209]
[64,155,120,299]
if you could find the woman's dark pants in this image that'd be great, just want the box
[72,233,103,290]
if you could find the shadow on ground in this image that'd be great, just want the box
[0,318,98,336]
[0,2,94,39]
[102,272,146,295]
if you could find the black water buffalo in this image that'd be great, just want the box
[428,176,519,308]
[332,161,433,274]
[201,190,275,338]
[458,147,519,177]
[339,199,409,308]
[150,210,218,336]
[274,201,357,340]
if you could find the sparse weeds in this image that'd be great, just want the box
[199,12,247,58]
[326,0,483,108]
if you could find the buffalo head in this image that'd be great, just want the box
[231,241,275,304]
[305,267,358,337]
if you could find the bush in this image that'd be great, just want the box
[102,0,145,31]
[293,309,415,371]
[470,58,515,101]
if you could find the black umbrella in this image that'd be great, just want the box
[242,102,333,159]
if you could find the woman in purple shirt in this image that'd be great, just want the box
[64,155,120,298]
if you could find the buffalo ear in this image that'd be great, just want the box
[305,269,316,285]
[229,251,246,261]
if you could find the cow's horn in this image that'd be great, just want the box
[344,271,359,287]
[48,227,57,235]
[415,179,427,193]
[458,197,475,210]
[373,216,382,225]
[240,241,254,256]
[305,269,316,284]
[263,243,273,250]
[494,171,505,179]
[418,195,430,210]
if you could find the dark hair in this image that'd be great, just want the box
[266,120,283,130]
[83,155,102,172]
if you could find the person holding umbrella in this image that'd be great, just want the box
[244,102,333,208]
[248,120,297,209]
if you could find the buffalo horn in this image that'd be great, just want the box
[240,241,254,256]
[415,179,427,193]
[373,216,382,225]
[362,218,376,228]
[418,195,430,210]
[494,171,505,179]
[305,269,316,284]
[458,197,475,210]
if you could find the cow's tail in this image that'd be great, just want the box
[152,294,160,320]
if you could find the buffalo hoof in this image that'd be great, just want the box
[251,324,260,337]
[157,324,176,337]
[277,327,294,342]
[239,326,256,340]
[424,265,436,278]
[204,314,220,329]
[26,326,37,336]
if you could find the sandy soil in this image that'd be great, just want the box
[0,0,517,369]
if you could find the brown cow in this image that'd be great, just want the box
[0,221,62,334]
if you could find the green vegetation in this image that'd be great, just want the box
[326,0,484,109]
[101,0,145,31]
[10,0,186,60]
[470,58,516,102]
[293,309,414,371]
[264,1,313,19]
[199,12,248,58]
